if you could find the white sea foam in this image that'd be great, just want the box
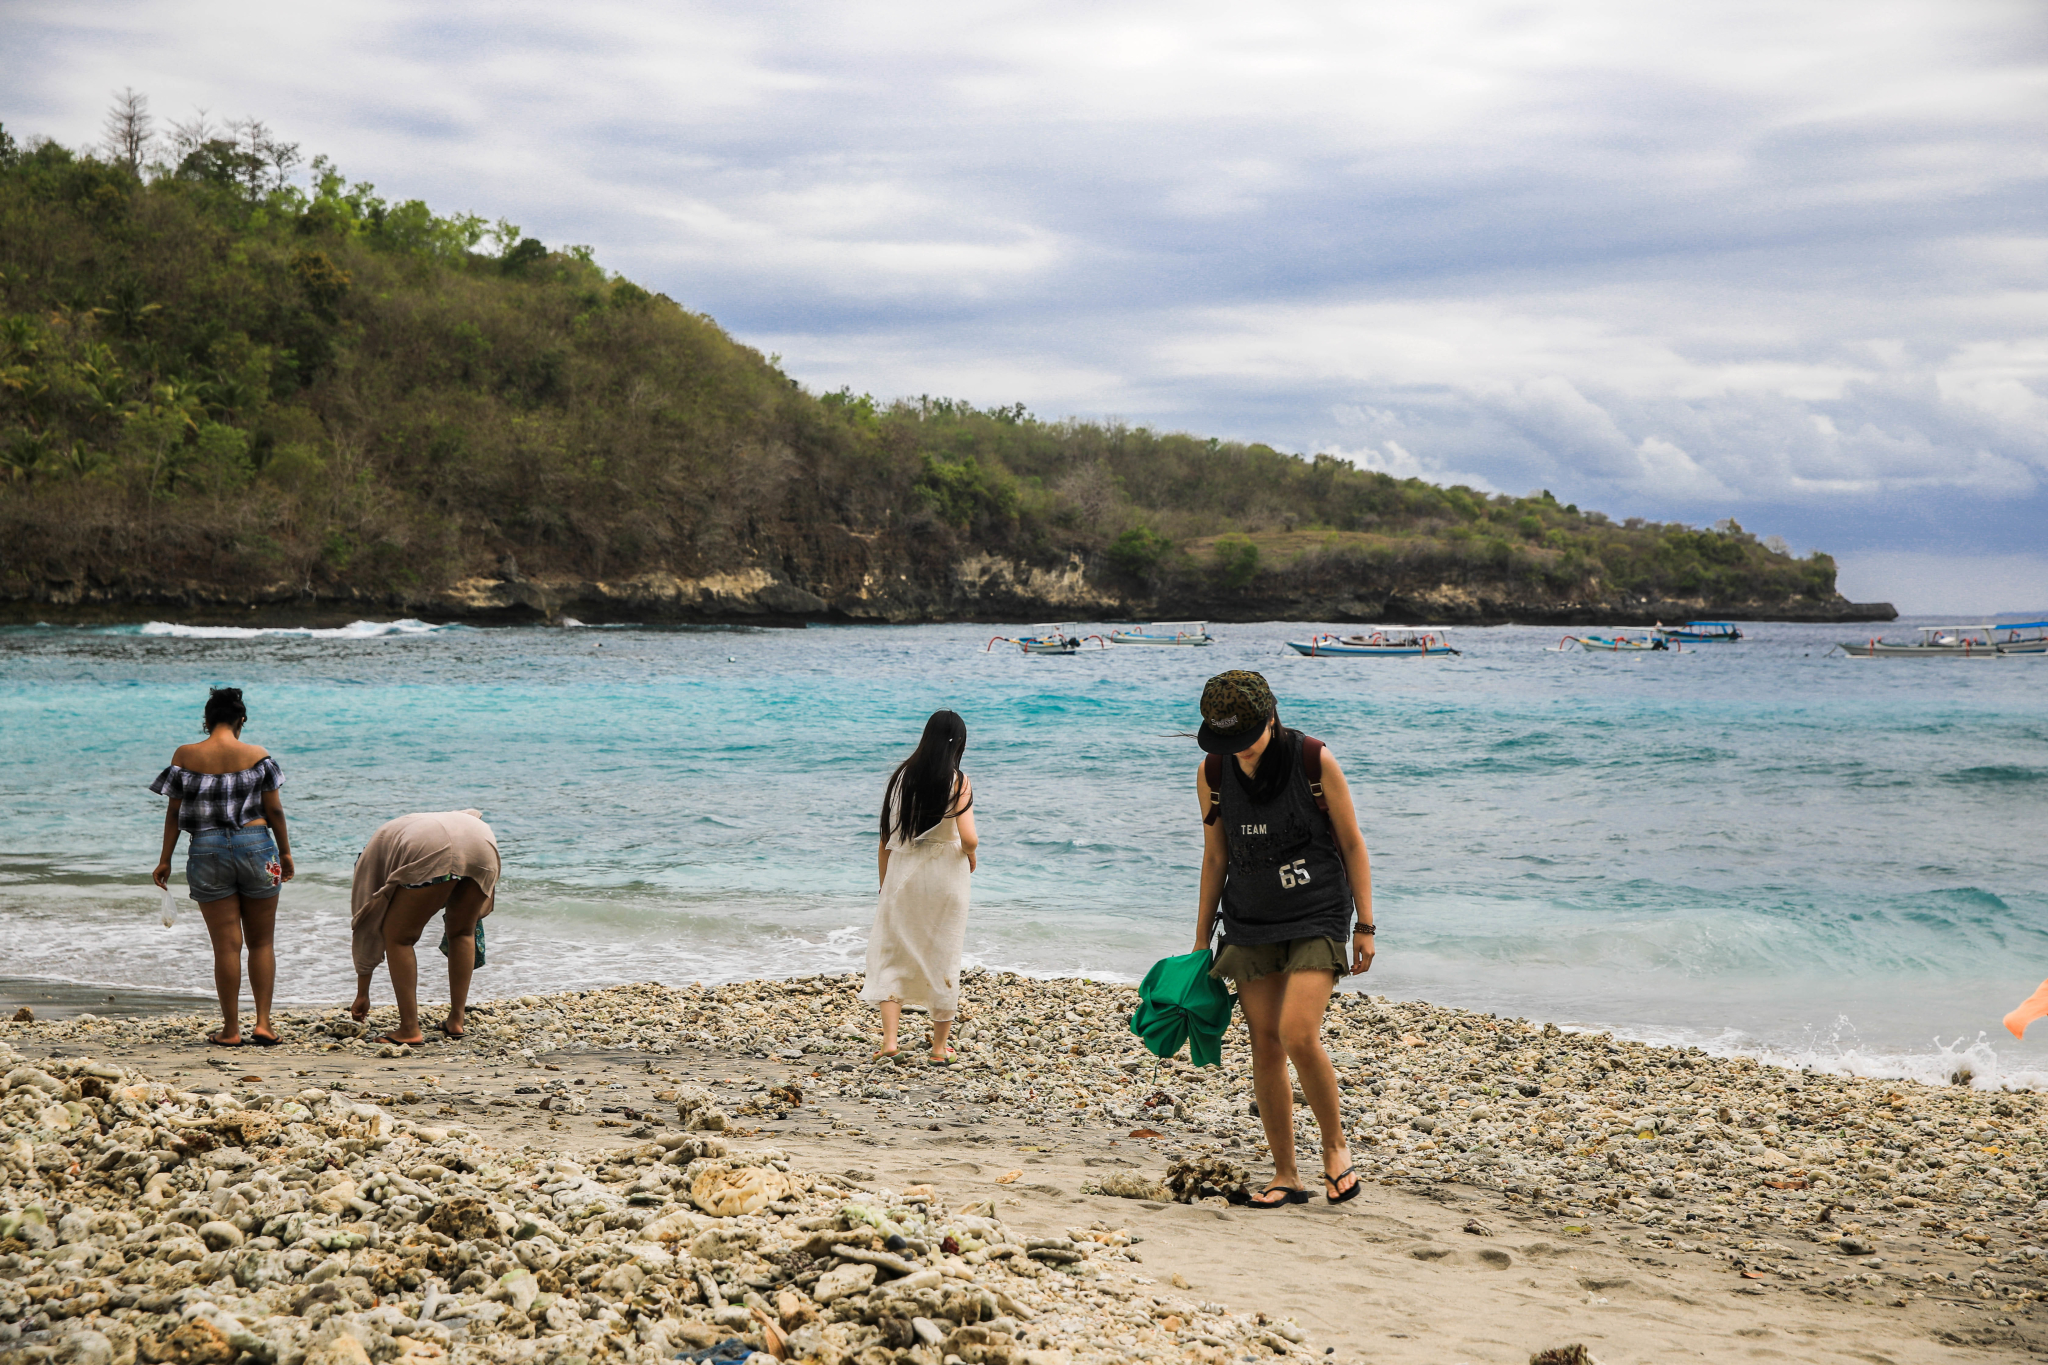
[134,618,454,639]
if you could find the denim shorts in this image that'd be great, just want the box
[187,826,283,903]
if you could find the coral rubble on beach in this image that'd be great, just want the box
[0,1036,1304,1365]
[6,970,2048,1365]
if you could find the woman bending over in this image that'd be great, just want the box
[1192,670,1375,1207]
[349,809,500,1044]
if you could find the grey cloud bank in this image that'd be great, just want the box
[6,0,2044,613]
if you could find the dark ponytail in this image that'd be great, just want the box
[882,710,969,845]
[203,687,247,734]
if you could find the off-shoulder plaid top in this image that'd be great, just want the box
[150,757,285,832]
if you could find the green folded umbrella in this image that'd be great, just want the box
[1128,948,1235,1067]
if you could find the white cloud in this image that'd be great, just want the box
[3,0,2044,552]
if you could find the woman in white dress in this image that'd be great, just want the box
[863,709,978,1062]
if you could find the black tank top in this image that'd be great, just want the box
[1217,731,1355,946]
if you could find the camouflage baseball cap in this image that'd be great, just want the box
[1197,670,1276,754]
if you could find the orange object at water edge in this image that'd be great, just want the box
[2004,977,2048,1039]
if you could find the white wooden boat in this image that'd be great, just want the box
[1107,621,1214,646]
[1838,624,2039,658]
[1287,629,1459,657]
[985,623,1104,655]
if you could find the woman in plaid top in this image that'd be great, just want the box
[150,687,295,1046]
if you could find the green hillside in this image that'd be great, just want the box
[0,112,1856,621]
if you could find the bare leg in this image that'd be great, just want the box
[1275,969,1353,1197]
[929,1017,954,1059]
[198,896,247,1042]
[440,880,488,1034]
[241,896,278,1041]
[380,883,457,1044]
[1237,973,1303,1195]
[878,1001,901,1055]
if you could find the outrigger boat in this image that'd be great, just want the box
[1560,633,1675,653]
[1837,623,2047,658]
[1993,620,2048,655]
[985,623,1105,655]
[1106,620,1214,646]
[1287,628,1459,657]
[1655,620,1743,643]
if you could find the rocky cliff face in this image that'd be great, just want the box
[4,529,1895,626]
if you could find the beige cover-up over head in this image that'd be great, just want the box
[350,809,500,973]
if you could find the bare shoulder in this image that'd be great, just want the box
[169,742,197,767]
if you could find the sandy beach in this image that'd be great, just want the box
[2,974,2043,1365]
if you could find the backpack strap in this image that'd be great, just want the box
[1301,735,1329,814]
[1202,753,1224,825]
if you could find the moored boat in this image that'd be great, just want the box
[1838,624,2035,658]
[1993,620,2048,655]
[1287,628,1459,657]
[985,623,1104,655]
[1107,620,1214,646]
[1655,620,1743,643]
[1562,633,1673,653]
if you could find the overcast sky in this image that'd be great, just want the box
[7,1,2045,612]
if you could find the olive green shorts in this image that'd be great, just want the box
[1209,936,1346,989]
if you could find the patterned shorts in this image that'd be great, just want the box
[186,826,282,902]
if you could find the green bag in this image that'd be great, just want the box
[438,919,485,968]
[1128,948,1235,1067]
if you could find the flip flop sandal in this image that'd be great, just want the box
[206,1031,244,1048]
[1247,1183,1309,1208]
[377,1032,426,1047]
[248,1031,282,1047]
[1324,1166,1362,1204]
[928,1046,957,1065]
[437,1020,466,1039]
[871,1048,900,1062]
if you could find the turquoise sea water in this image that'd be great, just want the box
[3,617,2046,1088]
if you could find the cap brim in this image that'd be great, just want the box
[1197,721,1266,755]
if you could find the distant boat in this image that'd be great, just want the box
[1655,620,1743,643]
[985,623,1104,655]
[1561,633,1673,653]
[1287,629,1460,657]
[1107,621,1214,646]
[1838,623,2047,658]
[1996,621,2048,655]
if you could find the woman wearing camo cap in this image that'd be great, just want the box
[1192,669,1374,1208]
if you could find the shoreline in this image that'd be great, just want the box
[3,974,2043,1362]
[0,600,1899,630]
[5,974,2036,1097]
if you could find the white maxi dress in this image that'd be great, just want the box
[861,804,971,1022]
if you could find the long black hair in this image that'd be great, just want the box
[882,710,970,845]
[203,687,247,734]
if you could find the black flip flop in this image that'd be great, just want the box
[249,1031,282,1047]
[437,1020,466,1040]
[1247,1183,1309,1208]
[206,1031,244,1048]
[1324,1166,1361,1204]
[377,1032,426,1047]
